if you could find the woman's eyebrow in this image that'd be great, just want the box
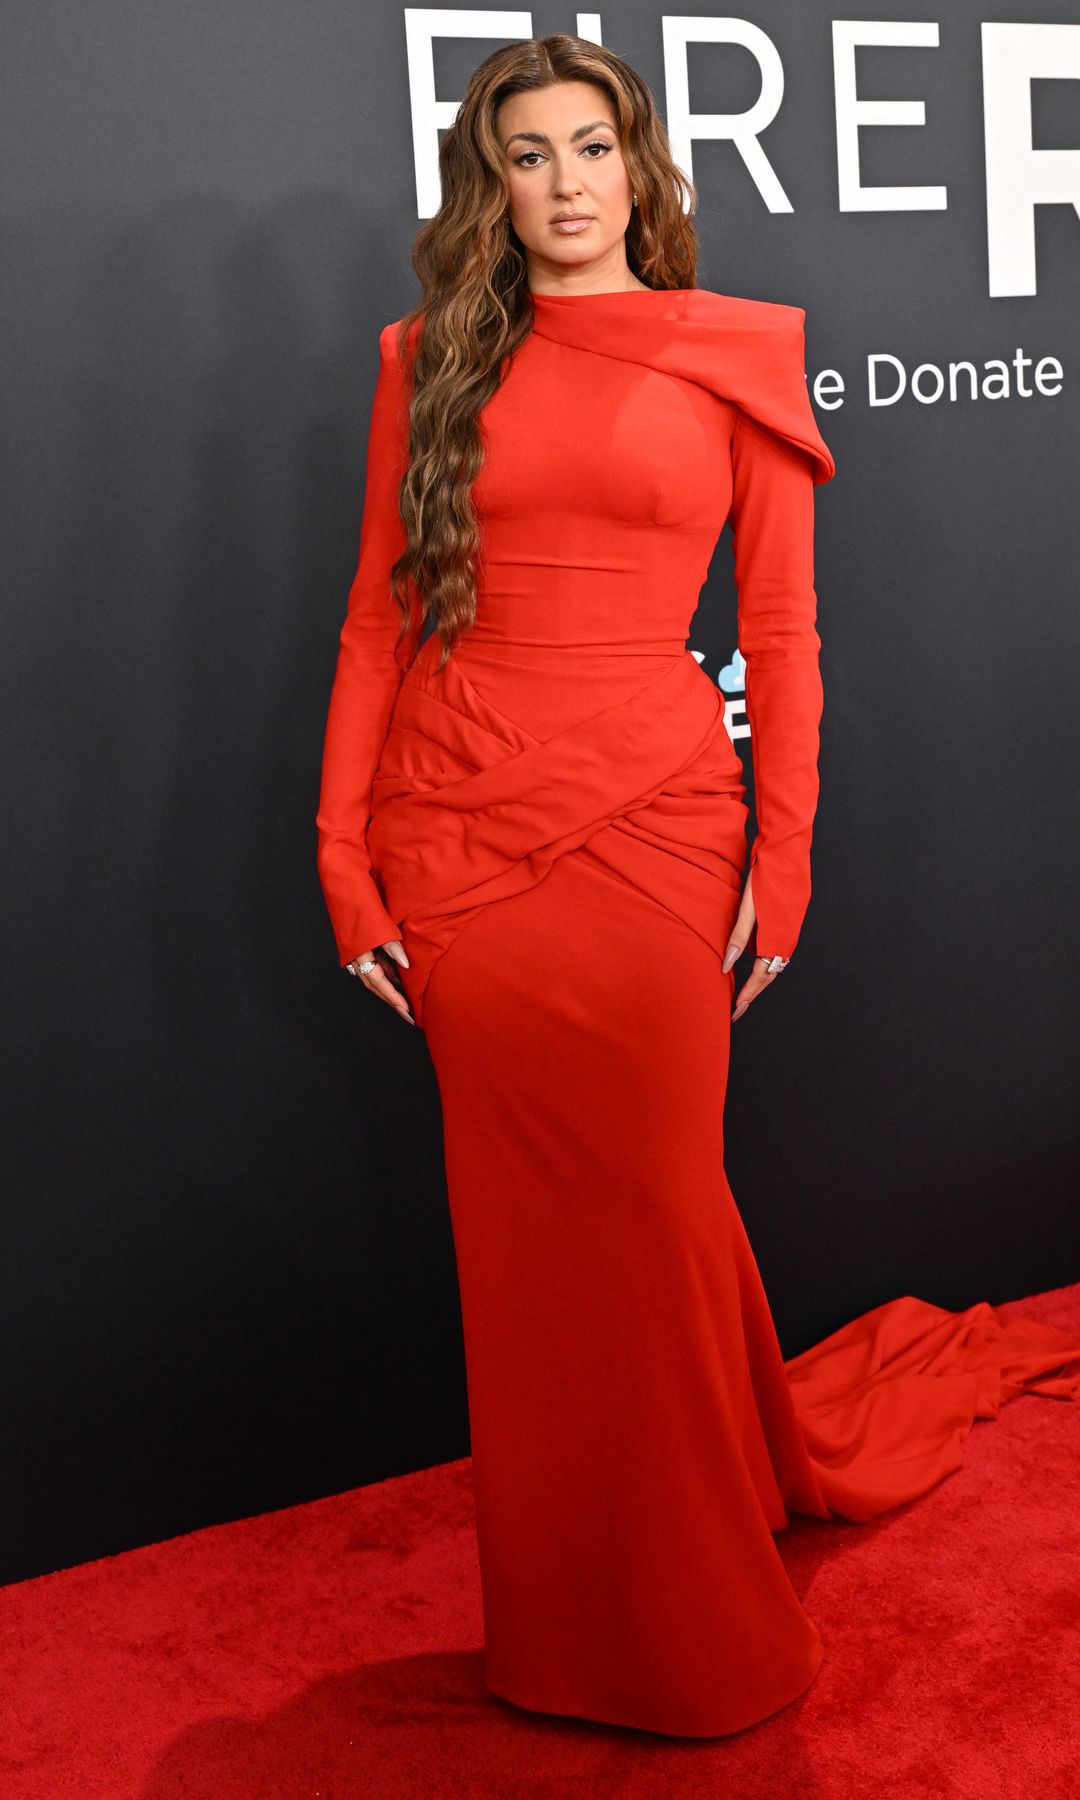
[503,121,614,150]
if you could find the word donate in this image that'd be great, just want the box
[867,350,1064,407]
[810,351,1066,410]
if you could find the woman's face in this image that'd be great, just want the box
[496,81,636,288]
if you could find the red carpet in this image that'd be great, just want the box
[3,1282,1078,1799]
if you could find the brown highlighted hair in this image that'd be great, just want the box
[387,33,700,668]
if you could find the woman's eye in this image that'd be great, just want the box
[513,141,612,167]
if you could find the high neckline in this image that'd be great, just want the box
[528,287,691,301]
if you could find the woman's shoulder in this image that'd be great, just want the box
[682,287,835,483]
[685,286,808,333]
[377,314,423,366]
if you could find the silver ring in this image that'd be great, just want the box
[757,954,789,975]
[353,959,378,976]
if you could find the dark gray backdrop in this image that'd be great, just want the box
[3,2,1078,1586]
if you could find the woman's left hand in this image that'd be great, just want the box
[721,868,783,1023]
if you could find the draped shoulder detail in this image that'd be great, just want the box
[528,286,836,485]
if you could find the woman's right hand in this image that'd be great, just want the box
[346,940,415,1026]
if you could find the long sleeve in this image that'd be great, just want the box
[316,321,422,965]
[728,404,824,962]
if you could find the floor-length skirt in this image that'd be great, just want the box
[367,641,1080,1739]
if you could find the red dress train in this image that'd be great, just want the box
[316,287,1080,1737]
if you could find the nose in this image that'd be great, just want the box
[551,157,584,199]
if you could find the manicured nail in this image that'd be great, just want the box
[388,943,410,968]
[732,1002,748,1022]
[722,945,740,973]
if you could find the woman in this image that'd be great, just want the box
[316,35,1080,1739]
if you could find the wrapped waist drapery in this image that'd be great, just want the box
[367,644,750,1028]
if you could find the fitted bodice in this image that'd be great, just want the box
[452,301,732,733]
[468,318,737,654]
[439,284,833,739]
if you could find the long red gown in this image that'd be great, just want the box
[316,286,1080,1737]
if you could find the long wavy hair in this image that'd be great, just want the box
[388,33,700,669]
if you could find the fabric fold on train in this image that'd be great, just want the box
[781,1294,1080,1524]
